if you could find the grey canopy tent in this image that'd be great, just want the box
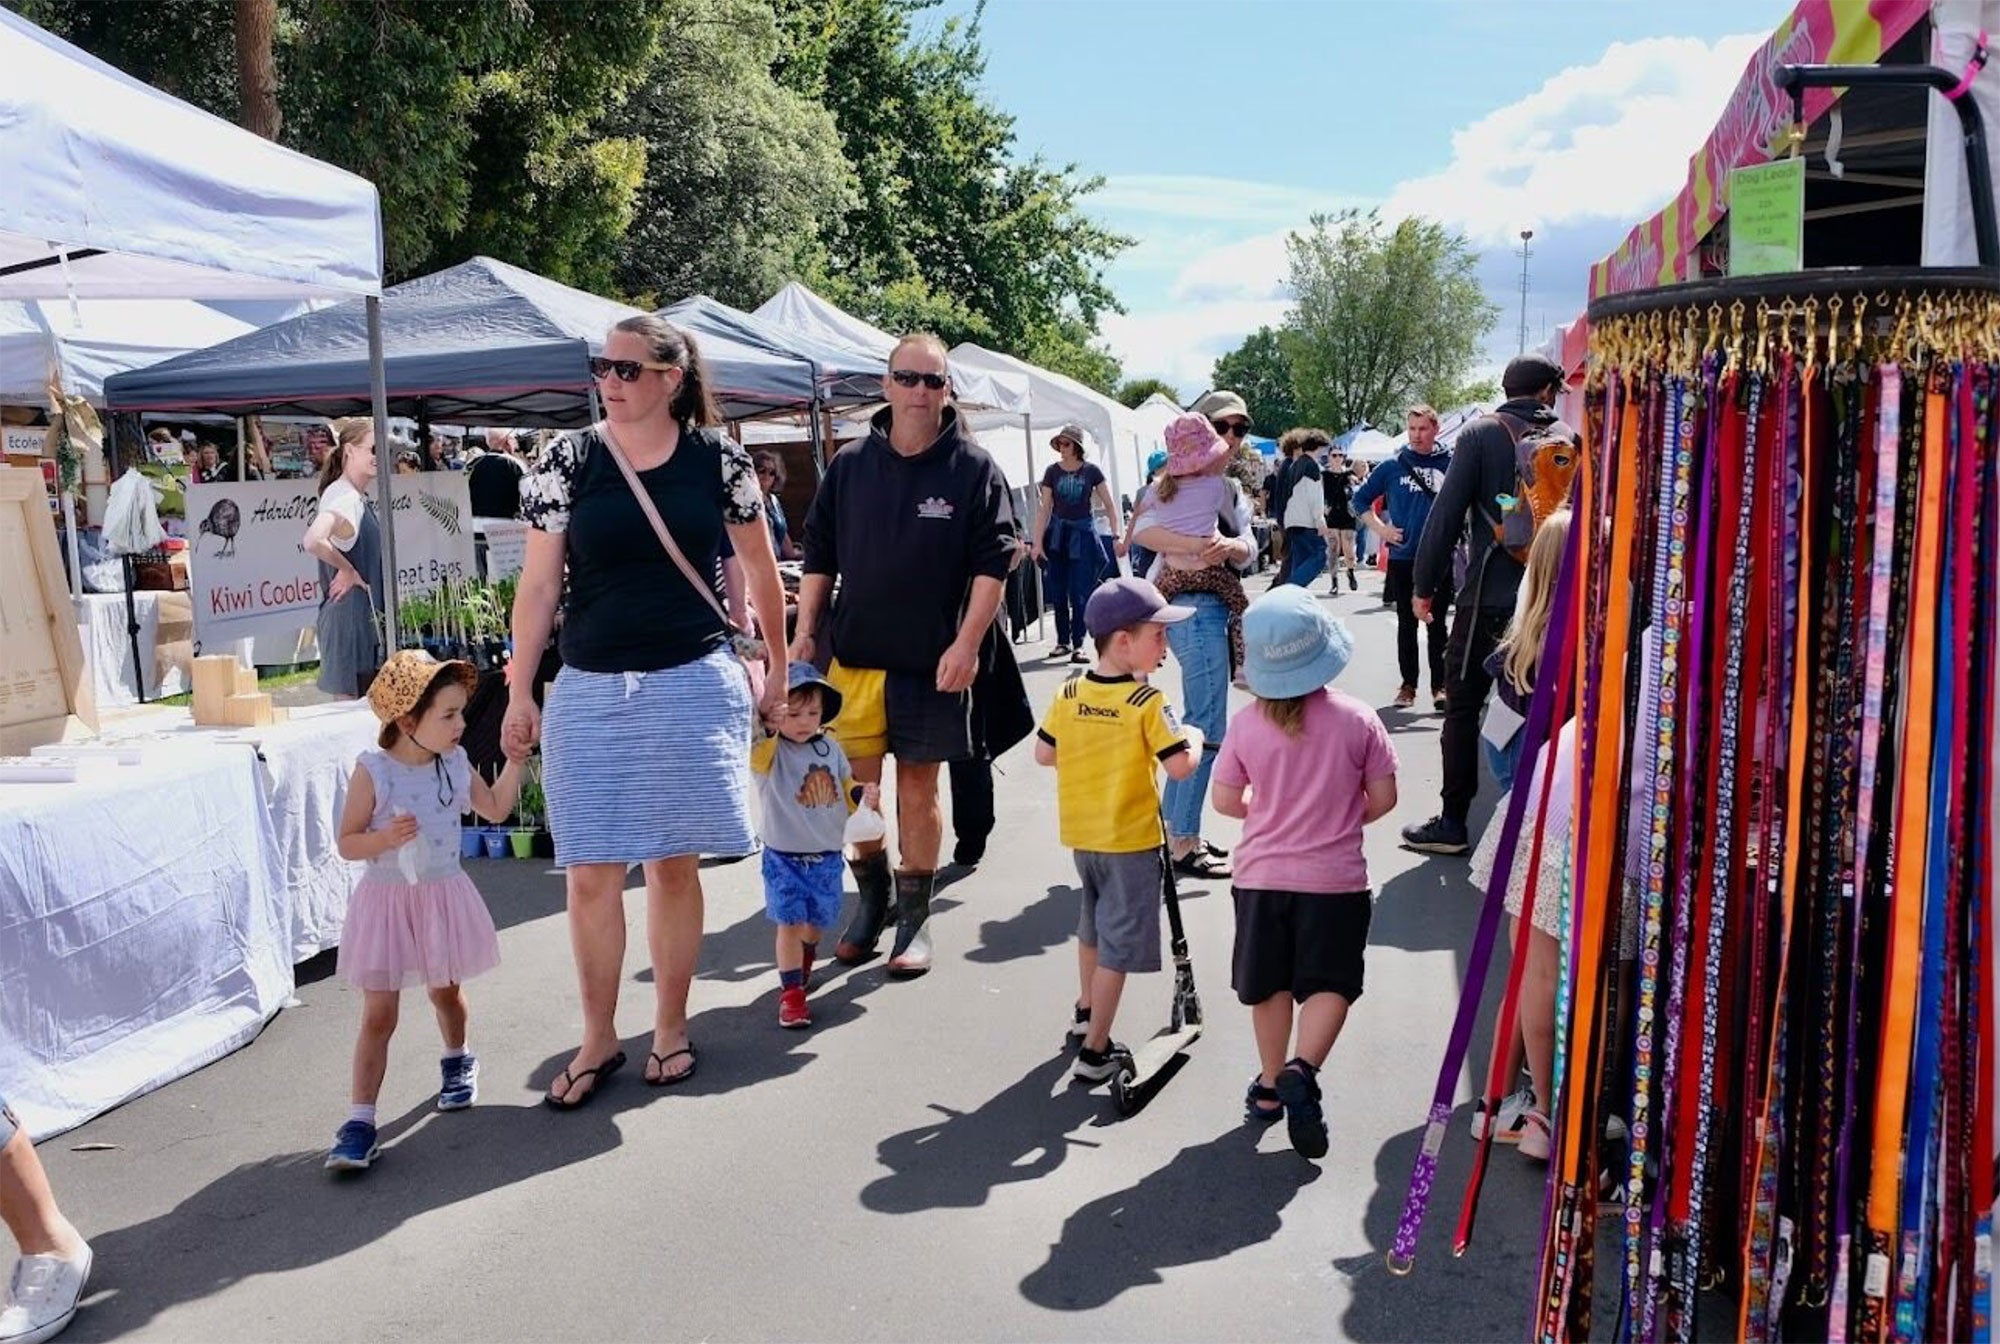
[105,257,821,427]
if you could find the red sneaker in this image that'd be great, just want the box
[778,986,811,1029]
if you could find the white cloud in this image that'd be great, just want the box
[1097,30,1770,390]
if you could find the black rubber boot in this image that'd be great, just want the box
[886,870,936,978]
[835,851,893,963]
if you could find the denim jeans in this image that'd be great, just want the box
[1282,529,1327,587]
[1161,592,1231,842]
[1042,551,1095,648]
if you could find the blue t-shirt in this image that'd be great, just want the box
[1041,461,1105,522]
[1351,448,1451,561]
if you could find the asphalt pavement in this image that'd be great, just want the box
[21,566,1581,1343]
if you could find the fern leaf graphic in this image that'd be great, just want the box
[419,492,462,537]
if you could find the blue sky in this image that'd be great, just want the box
[932,0,1779,396]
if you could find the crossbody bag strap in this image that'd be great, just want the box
[596,421,738,633]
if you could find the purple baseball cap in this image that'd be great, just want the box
[1084,577,1195,640]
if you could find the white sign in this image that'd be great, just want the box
[186,475,476,650]
[475,517,528,581]
[2,425,47,459]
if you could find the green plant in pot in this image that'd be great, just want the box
[510,761,544,859]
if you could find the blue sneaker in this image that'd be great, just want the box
[324,1120,379,1171]
[438,1053,479,1111]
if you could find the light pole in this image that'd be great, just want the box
[1517,229,1534,354]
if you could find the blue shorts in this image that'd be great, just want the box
[763,849,844,927]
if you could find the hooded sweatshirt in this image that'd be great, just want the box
[802,406,1016,673]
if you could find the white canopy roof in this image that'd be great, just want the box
[0,7,383,301]
[953,342,1156,505]
[751,282,1029,415]
[0,299,256,404]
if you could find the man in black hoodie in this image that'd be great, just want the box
[793,333,1015,975]
[1401,354,1576,855]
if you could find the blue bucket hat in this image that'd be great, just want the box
[1241,587,1353,699]
[786,660,843,723]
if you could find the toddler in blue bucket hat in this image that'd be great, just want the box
[1211,586,1399,1160]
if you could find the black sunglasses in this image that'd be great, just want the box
[1212,419,1249,438]
[588,356,674,382]
[888,369,949,390]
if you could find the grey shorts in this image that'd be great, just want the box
[1074,848,1165,974]
[0,1093,16,1148]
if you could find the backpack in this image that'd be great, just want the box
[1484,411,1579,564]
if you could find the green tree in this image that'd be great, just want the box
[1211,327,1300,436]
[1115,378,1180,408]
[1281,210,1497,433]
[786,0,1130,381]
[612,0,855,308]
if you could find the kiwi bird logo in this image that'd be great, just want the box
[198,498,242,556]
[795,764,840,808]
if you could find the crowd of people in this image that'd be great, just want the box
[0,311,1582,1342]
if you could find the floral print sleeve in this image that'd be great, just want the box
[519,431,586,534]
[716,433,765,525]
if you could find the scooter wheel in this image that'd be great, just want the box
[1110,1066,1139,1118]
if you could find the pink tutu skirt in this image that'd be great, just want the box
[336,873,501,992]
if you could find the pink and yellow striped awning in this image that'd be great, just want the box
[1588,0,1929,300]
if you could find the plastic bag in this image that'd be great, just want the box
[392,809,423,884]
[104,467,165,557]
[843,804,887,849]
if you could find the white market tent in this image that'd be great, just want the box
[1122,392,1183,478]
[0,6,386,1142]
[952,342,1157,510]
[0,299,256,404]
[752,281,1031,421]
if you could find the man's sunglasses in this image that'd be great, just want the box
[888,369,949,390]
[589,356,675,382]
[1212,419,1249,438]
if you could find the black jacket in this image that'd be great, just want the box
[1412,397,1576,612]
[802,406,1016,673]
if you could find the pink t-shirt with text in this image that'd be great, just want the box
[1212,687,1398,894]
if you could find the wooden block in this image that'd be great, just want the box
[217,692,274,728]
[190,655,241,725]
[232,665,258,696]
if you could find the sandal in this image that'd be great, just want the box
[645,1044,698,1086]
[1245,1078,1284,1125]
[544,1050,626,1110]
[1275,1058,1328,1159]
[1199,838,1230,860]
[1171,848,1231,880]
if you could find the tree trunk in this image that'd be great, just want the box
[233,0,281,140]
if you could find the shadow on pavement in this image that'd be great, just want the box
[964,884,1078,966]
[859,1053,1105,1214]
[1334,1119,1549,1342]
[64,1087,637,1342]
[1017,1124,1321,1312]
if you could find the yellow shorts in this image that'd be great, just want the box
[827,661,888,760]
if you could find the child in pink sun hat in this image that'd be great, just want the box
[1132,412,1249,675]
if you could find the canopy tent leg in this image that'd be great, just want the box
[808,398,826,481]
[367,296,399,653]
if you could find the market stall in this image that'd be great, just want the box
[1390,3,2000,1339]
[0,4,386,1139]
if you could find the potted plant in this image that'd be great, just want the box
[509,763,544,858]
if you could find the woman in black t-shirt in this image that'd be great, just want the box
[505,315,787,1105]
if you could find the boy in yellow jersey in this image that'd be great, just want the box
[1034,578,1204,1083]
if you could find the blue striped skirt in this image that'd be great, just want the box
[542,650,755,866]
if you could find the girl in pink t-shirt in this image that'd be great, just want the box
[1213,586,1397,1160]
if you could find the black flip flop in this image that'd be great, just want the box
[645,1044,697,1086]
[544,1050,625,1110]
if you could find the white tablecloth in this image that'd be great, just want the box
[92,702,377,960]
[73,591,188,706]
[0,746,292,1140]
[72,594,320,707]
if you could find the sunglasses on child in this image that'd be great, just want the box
[589,356,677,383]
[888,369,949,390]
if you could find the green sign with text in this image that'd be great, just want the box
[1730,156,1805,276]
